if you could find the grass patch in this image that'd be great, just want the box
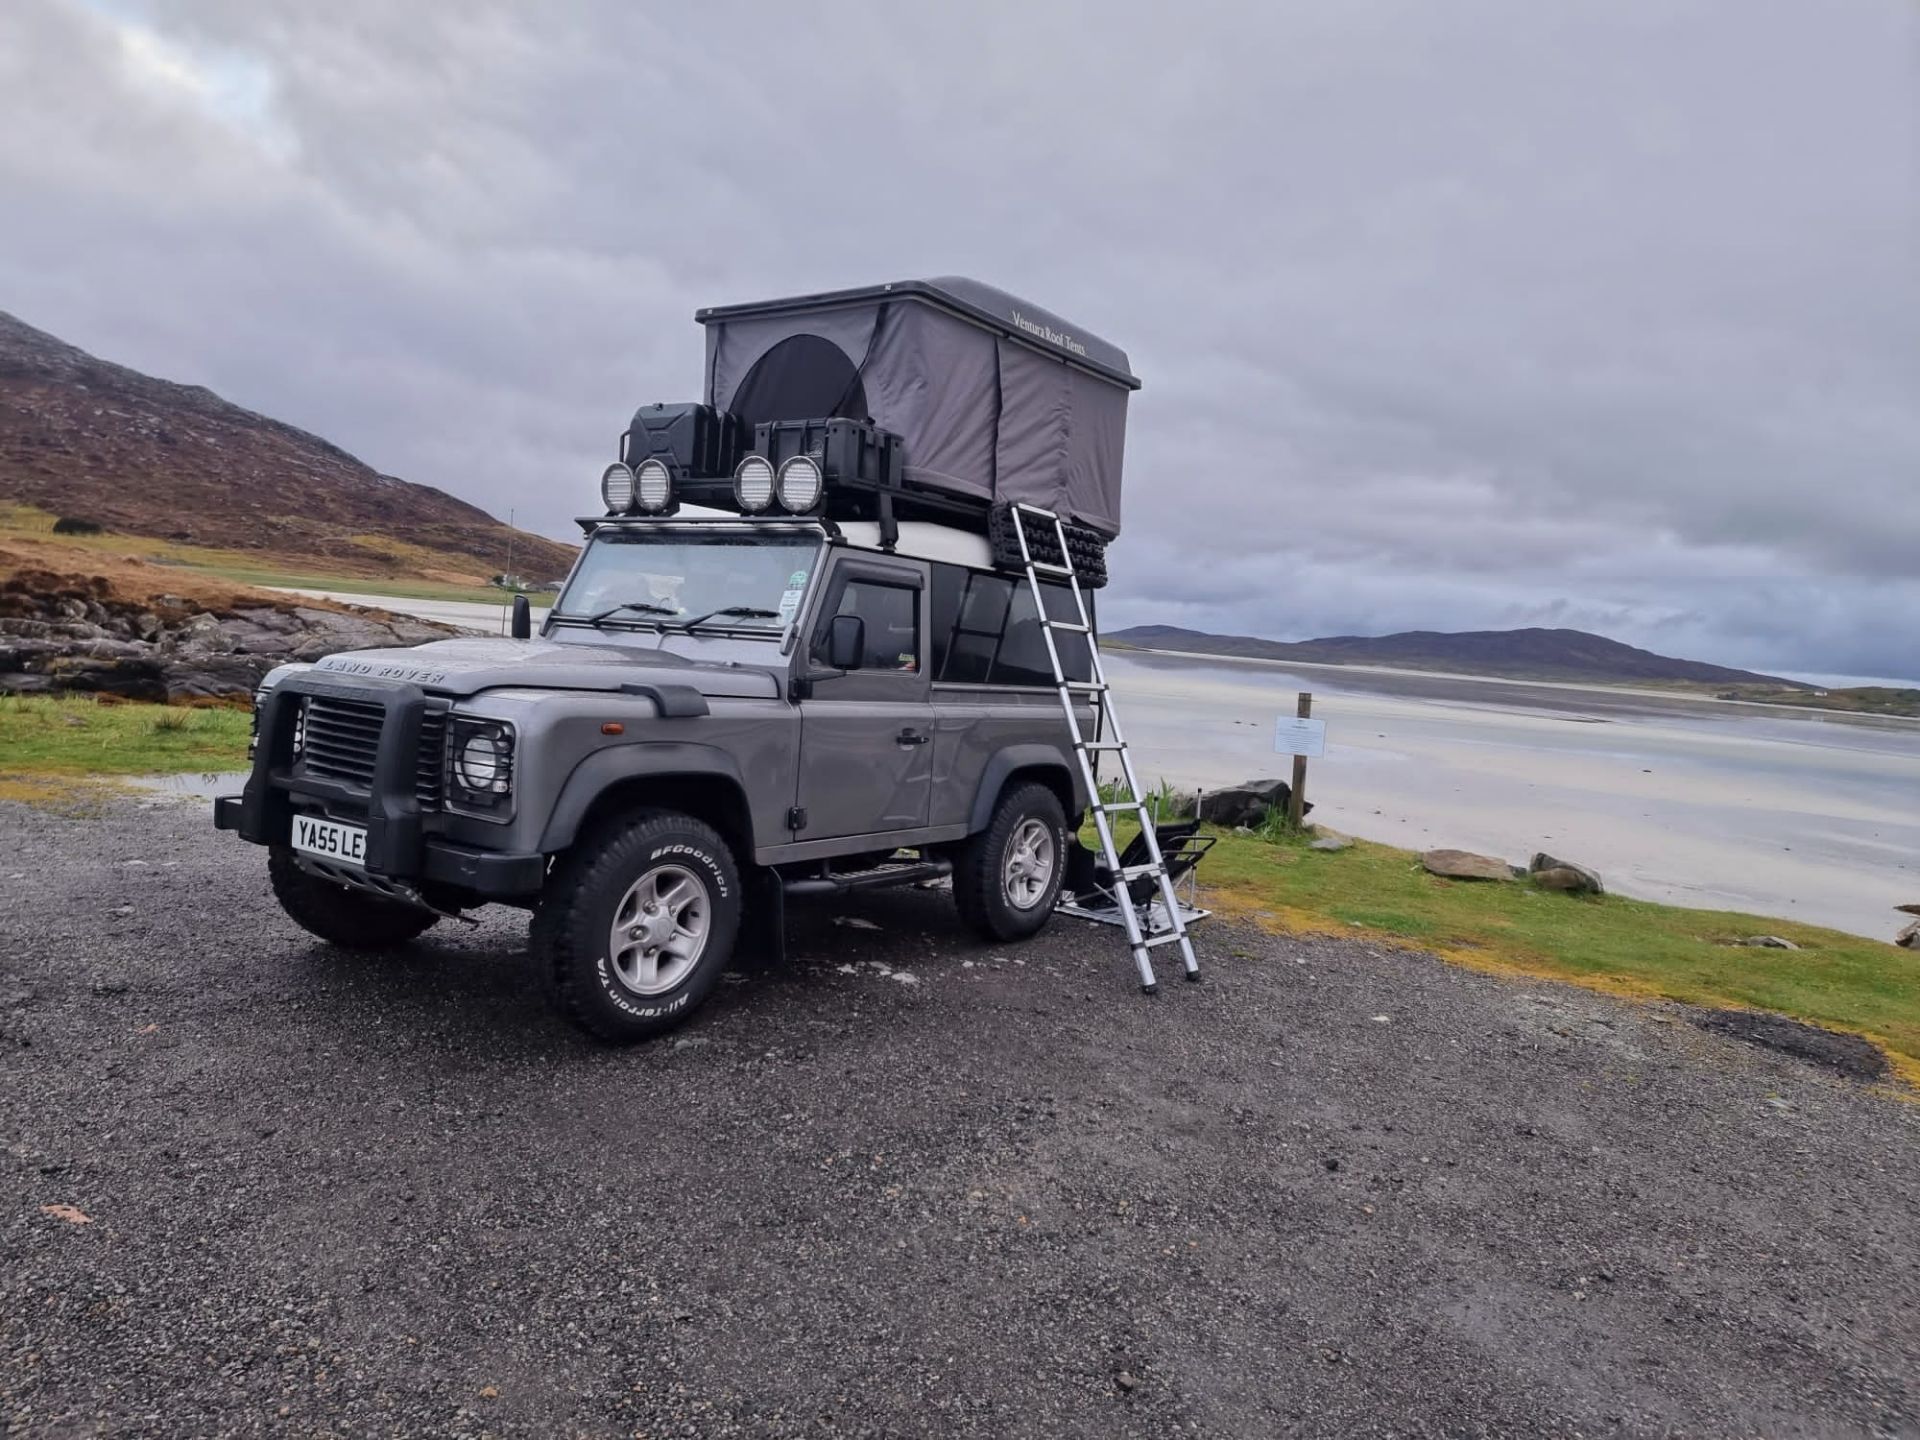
[1088,813,1920,1086]
[0,502,524,606]
[0,695,250,779]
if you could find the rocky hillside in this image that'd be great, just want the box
[0,568,452,703]
[1109,624,1800,687]
[0,311,574,580]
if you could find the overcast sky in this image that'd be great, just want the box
[3,0,1916,679]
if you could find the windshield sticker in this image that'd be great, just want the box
[777,585,806,624]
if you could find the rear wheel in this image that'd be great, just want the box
[954,781,1068,942]
[531,809,741,1043]
[268,846,440,950]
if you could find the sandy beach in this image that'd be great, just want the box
[1106,649,1920,941]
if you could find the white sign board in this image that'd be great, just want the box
[1273,716,1327,758]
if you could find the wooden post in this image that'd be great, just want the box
[1286,691,1312,829]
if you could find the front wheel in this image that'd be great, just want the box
[531,809,741,1043]
[268,846,440,950]
[954,781,1069,942]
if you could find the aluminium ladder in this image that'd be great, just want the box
[1009,503,1201,993]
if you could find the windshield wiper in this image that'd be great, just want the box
[670,606,784,633]
[572,600,679,628]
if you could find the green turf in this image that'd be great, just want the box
[0,695,251,778]
[1089,814,1920,1083]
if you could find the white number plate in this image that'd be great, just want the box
[292,815,367,866]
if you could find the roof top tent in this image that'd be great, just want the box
[695,277,1140,539]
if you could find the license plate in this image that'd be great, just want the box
[292,815,367,866]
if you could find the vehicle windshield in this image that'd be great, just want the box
[552,529,822,636]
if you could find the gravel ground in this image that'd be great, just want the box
[2,795,1917,1439]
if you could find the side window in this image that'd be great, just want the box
[816,579,919,673]
[928,564,964,679]
[929,570,1091,686]
[939,573,1014,683]
[990,587,1053,687]
[986,581,1091,686]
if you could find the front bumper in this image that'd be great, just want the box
[215,674,546,901]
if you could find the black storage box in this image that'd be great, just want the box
[755,417,903,488]
[622,402,747,479]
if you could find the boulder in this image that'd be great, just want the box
[1309,831,1352,852]
[1897,922,1920,950]
[1896,903,1920,918]
[0,579,460,703]
[1421,849,1512,881]
[1529,853,1604,895]
[1196,778,1310,828]
[1532,866,1603,894]
[1727,935,1800,950]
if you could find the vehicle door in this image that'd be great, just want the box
[797,555,933,840]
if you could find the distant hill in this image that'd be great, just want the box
[0,310,574,582]
[1107,624,1803,688]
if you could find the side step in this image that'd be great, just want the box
[782,859,953,898]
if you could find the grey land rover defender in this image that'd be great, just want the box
[215,278,1140,1040]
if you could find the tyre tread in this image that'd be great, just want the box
[531,809,738,1042]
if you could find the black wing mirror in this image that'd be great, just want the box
[510,594,532,640]
[826,614,865,671]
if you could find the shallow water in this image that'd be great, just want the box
[125,770,250,799]
[1104,650,1920,941]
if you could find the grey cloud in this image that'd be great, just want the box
[2,0,1914,678]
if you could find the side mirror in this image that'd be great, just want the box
[510,594,532,640]
[826,613,865,671]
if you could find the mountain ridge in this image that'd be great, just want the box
[1107,623,1803,688]
[0,310,574,581]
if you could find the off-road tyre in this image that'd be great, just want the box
[531,809,741,1043]
[954,781,1069,942]
[267,846,440,950]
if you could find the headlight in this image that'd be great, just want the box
[733,455,774,513]
[249,688,267,758]
[776,455,823,513]
[448,717,515,814]
[601,462,636,513]
[634,458,672,512]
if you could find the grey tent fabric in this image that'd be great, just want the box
[865,301,997,499]
[705,307,879,421]
[697,278,1135,536]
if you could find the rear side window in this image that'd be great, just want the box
[818,579,919,673]
[929,564,1091,686]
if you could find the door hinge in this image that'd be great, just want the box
[787,806,807,832]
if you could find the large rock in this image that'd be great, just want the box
[1529,852,1604,895]
[1421,848,1512,881]
[0,576,459,702]
[1193,778,1311,828]
[1533,866,1602,894]
[1897,921,1920,950]
[1897,904,1920,917]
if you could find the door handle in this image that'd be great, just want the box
[896,729,930,746]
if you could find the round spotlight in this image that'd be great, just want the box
[634,458,672,512]
[601,462,636,513]
[733,455,775,513]
[776,455,824,513]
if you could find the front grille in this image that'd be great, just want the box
[300,696,382,786]
[415,711,447,807]
[298,696,448,807]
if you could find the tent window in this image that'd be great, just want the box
[730,334,869,427]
